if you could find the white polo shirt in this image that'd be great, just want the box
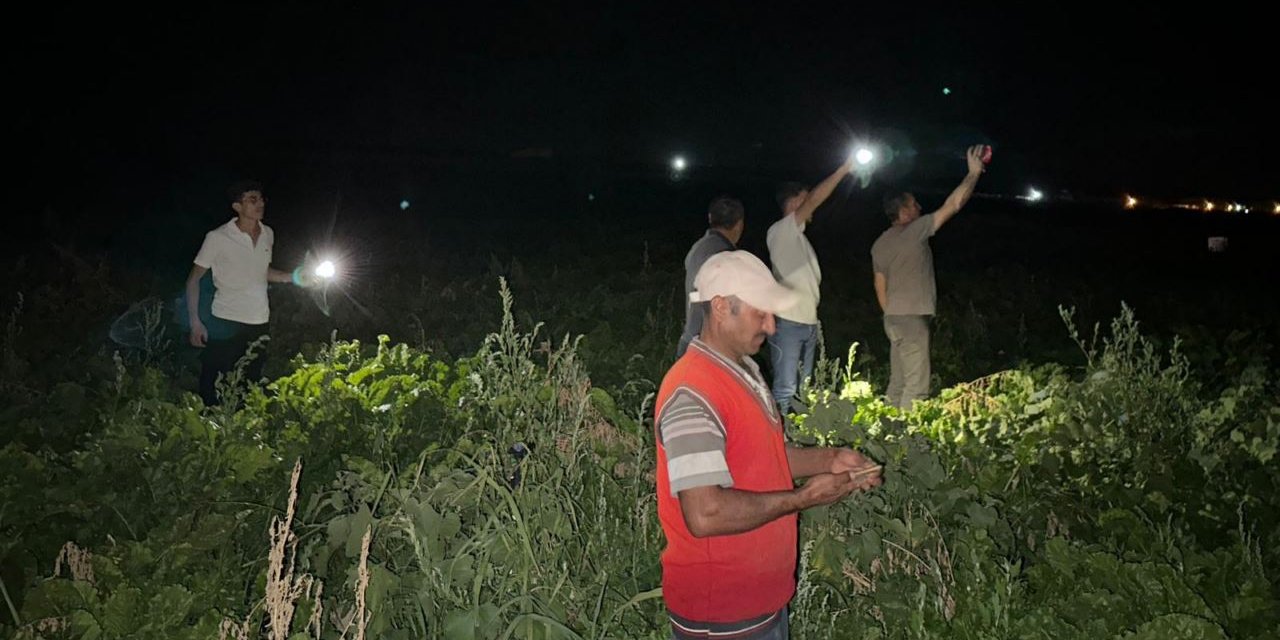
[766,213,821,325]
[194,218,274,325]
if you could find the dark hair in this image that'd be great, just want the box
[707,196,745,229]
[775,182,807,211]
[227,180,264,204]
[883,191,912,223]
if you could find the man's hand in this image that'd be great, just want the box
[189,320,208,347]
[829,448,875,474]
[965,144,985,176]
[830,448,884,491]
[798,472,859,507]
[294,269,317,288]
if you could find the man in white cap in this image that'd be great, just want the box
[653,250,883,639]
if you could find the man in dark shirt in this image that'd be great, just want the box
[677,196,745,357]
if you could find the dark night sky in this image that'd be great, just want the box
[11,3,1275,214]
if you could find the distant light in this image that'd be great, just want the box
[1124,195,1138,209]
[400,200,410,210]
[588,193,596,201]
[315,260,336,279]
[1204,200,1215,212]
[943,87,952,95]
[672,156,687,171]
[855,148,874,166]
[1027,187,1044,202]
[1273,202,1280,215]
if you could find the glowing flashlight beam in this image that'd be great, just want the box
[854,148,874,166]
[315,260,336,279]
[671,156,687,171]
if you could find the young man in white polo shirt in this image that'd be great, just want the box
[765,157,856,414]
[185,180,300,405]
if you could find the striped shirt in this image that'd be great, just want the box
[658,339,780,496]
[654,337,798,624]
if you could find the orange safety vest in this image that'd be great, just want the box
[654,342,796,622]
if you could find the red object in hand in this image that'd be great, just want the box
[981,145,993,164]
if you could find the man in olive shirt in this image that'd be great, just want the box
[677,196,745,358]
[871,145,985,408]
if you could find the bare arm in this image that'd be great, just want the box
[874,272,888,313]
[795,158,856,224]
[786,445,836,479]
[791,445,883,483]
[931,145,986,232]
[186,265,209,346]
[267,267,294,284]
[678,472,857,537]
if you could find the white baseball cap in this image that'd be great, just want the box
[690,251,798,314]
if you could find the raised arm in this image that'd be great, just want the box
[931,145,986,232]
[794,157,856,224]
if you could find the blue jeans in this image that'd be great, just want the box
[768,317,818,414]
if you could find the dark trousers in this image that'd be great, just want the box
[670,608,788,639]
[199,317,269,405]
